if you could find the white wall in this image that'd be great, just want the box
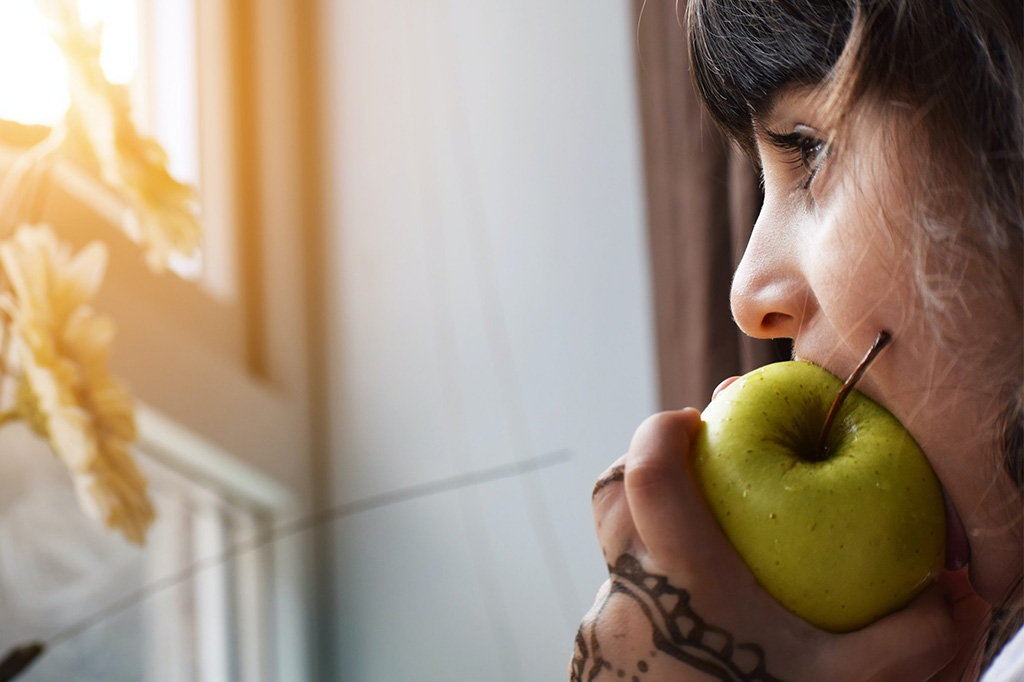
[320,2,658,679]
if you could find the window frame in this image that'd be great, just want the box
[0,0,323,678]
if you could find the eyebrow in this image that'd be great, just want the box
[754,84,825,134]
[751,110,785,147]
[752,92,789,135]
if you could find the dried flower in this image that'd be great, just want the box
[1,225,155,544]
[38,0,201,272]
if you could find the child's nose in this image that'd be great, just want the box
[729,219,813,341]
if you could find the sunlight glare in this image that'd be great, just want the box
[0,0,138,127]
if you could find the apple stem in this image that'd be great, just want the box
[815,331,893,459]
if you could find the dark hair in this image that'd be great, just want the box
[687,0,1022,256]
[687,1,850,153]
[687,0,1024,674]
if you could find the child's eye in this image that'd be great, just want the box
[765,126,830,191]
[794,136,827,174]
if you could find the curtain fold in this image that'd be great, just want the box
[633,0,784,410]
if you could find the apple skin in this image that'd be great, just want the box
[693,360,945,633]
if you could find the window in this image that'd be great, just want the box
[0,426,275,682]
[0,1,319,680]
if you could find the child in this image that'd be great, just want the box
[572,1,1023,680]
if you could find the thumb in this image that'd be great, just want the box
[624,408,749,577]
[825,582,957,681]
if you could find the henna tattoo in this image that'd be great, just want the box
[592,464,625,499]
[571,555,786,682]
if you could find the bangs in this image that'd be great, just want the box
[687,0,852,153]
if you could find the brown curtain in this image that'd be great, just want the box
[633,0,784,410]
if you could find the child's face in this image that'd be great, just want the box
[735,88,1023,606]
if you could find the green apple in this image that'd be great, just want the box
[693,360,945,633]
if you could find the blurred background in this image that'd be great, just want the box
[0,1,776,680]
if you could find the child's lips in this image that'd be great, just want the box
[711,376,739,401]
[943,489,970,571]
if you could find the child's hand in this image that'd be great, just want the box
[928,569,990,681]
[571,408,961,682]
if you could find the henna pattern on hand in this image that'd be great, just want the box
[591,464,625,499]
[571,555,787,682]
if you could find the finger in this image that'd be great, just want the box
[591,455,637,567]
[933,569,989,681]
[591,455,626,506]
[825,582,957,681]
[623,408,743,575]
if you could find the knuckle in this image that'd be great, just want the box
[626,411,692,491]
[624,451,666,494]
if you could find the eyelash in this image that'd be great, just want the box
[766,130,829,191]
